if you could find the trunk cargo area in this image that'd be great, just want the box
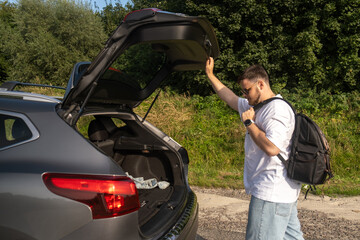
[84,114,187,234]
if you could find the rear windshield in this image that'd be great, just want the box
[102,43,166,90]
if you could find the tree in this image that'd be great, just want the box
[0,1,16,82]
[3,0,107,86]
[97,0,129,36]
[126,0,360,95]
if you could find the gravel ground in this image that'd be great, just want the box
[192,187,360,240]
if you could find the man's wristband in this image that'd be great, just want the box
[243,119,255,127]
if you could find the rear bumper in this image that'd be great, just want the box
[160,190,199,240]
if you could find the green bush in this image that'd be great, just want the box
[1,0,107,86]
[127,0,360,95]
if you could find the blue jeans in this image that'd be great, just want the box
[246,196,304,240]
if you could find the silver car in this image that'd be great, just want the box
[0,8,219,240]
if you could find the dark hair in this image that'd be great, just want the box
[237,64,269,84]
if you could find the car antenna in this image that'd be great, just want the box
[142,89,161,123]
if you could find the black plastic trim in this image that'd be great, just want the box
[160,191,198,240]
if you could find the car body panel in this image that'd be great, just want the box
[60,212,140,240]
[0,173,92,240]
[0,173,141,240]
[0,98,122,175]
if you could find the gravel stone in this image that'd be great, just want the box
[192,186,360,240]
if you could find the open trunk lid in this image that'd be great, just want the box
[61,8,219,118]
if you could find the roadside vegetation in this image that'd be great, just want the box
[1,0,359,196]
[135,89,360,196]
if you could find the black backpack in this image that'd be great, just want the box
[254,97,333,186]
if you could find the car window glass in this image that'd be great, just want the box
[4,118,16,141]
[102,43,166,90]
[0,114,33,149]
[111,118,126,128]
[76,115,95,138]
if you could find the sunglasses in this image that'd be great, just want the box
[241,81,258,95]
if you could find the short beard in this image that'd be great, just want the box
[251,89,261,106]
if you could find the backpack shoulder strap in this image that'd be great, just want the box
[253,97,296,114]
[253,97,296,165]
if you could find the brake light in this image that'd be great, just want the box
[123,8,161,22]
[108,67,121,73]
[43,173,140,219]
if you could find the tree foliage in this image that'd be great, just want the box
[1,0,359,94]
[96,0,129,36]
[0,1,16,81]
[1,0,107,86]
[126,0,359,95]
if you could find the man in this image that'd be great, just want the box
[205,57,304,240]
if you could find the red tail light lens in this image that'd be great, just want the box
[43,173,140,219]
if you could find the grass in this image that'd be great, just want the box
[136,90,360,197]
[135,92,247,188]
[14,85,66,98]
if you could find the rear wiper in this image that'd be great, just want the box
[142,89,161,123]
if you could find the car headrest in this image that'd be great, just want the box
[88,119,109,141]
[12,118,32,140]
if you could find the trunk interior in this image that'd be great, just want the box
[81,112,187,236]
[115,149,177,226]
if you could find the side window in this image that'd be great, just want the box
[0,112,37,150]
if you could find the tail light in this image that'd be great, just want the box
[43,173,140,219]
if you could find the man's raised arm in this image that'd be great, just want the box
[205,57,239,111]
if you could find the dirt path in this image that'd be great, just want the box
[192,187,360,240]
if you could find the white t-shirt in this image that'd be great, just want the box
[238,95,301,203]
